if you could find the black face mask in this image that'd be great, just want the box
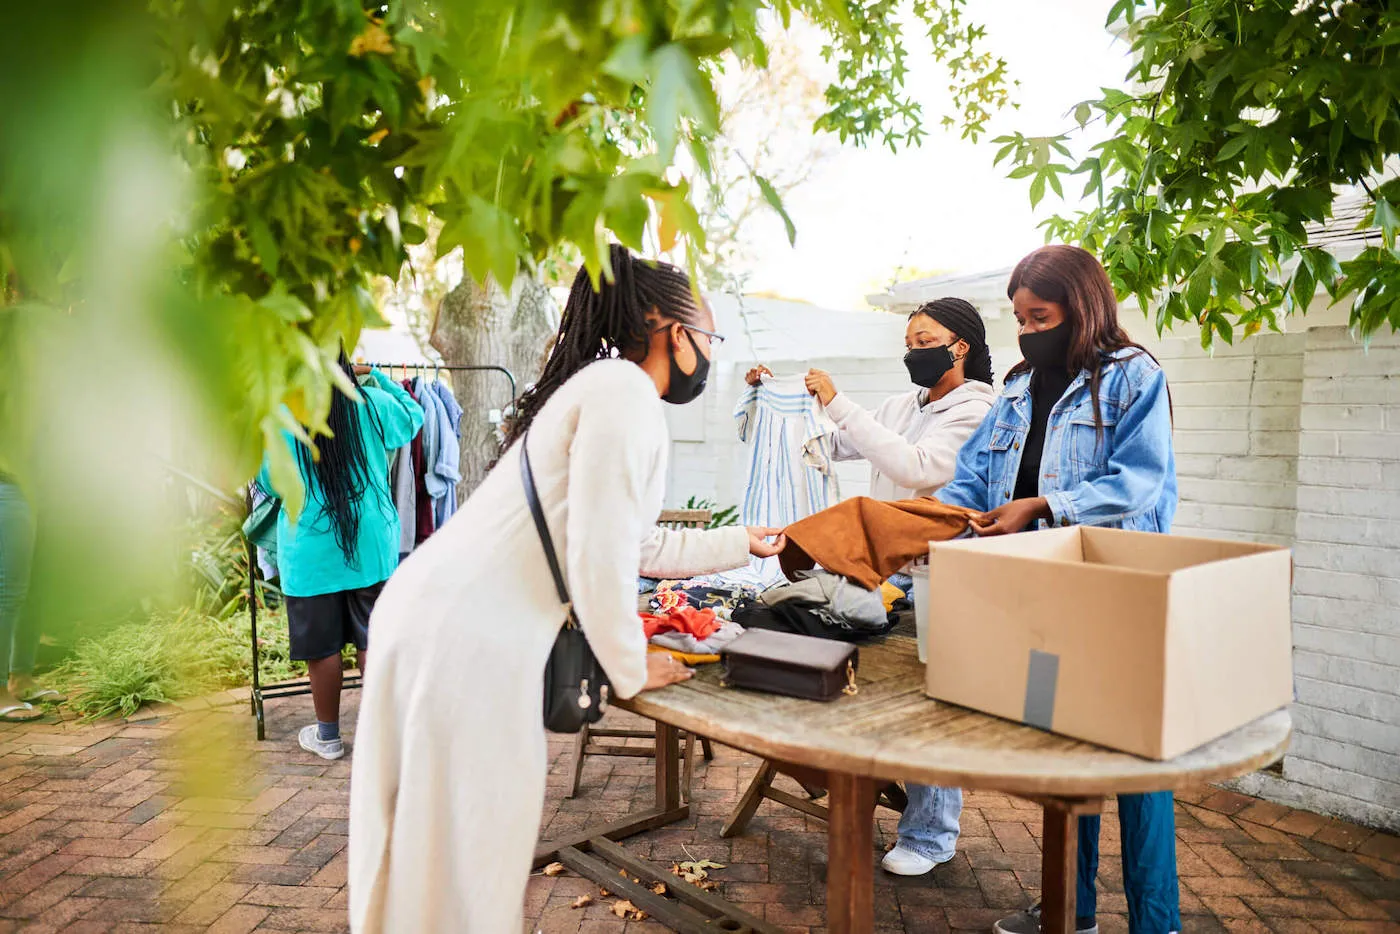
[663,329,710,405]
[903,345,957,389]
[1019,323,1072,371]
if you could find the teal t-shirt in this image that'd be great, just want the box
[258,370,425,598]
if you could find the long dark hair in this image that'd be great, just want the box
[294,351,387,567]
[503,244,700,444]
[1005,245,1161,435]
[910,297,994,385]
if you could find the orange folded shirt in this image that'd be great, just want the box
[779,496,976,590]
[640,606,721,641]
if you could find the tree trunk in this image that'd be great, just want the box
[430,273,557,496]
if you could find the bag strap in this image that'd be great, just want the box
[519,431,572,610]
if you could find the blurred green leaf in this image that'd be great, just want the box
[755,175,797,246]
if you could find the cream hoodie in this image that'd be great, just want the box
[821,380,996,502]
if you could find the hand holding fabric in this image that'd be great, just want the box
[745,365,773,387]
[746,526,786,558]
[971,497,1052,536]
[804,369,837,406]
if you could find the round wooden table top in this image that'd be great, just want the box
[622,635,1292,797]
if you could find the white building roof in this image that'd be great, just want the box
[354,326,436,366]
[709,292,907,364]
[865,268,1014,314]
[868,194,1380,314]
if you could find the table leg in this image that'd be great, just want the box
[656,722,681,812]
[1035,796,1102,934]
[722,760,777,838]
[826,772,876,934]
[534,720,690,867]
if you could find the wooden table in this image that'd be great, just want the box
[536,636,1291,934]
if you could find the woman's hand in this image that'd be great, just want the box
[971,497,1052,536]
[804,369,837,406]
[352,364,373,376]
[643,652,694,691]
[745,365,773,387]
[746,526,786,558]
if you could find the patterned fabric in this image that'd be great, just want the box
[733,374,841,585]
[733,374,841,528]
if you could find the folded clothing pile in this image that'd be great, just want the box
[732,569,899,643]
[640,605,745,656]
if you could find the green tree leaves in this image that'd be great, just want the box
[998,0,1400,345]
[3,0,1011,501]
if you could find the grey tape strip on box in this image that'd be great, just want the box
[1023,649,1059,731]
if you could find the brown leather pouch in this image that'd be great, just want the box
[720,630,859,702]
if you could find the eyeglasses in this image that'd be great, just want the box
[654,323,726,345]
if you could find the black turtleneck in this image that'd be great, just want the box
[1014,367,1073,501]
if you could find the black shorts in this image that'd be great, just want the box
[284,582,384,661]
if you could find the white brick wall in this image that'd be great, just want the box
[666,324,1400,831]
[1262,327,1400,832]
[1152,331,1307,545]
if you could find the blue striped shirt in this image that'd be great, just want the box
[733,375,841,529]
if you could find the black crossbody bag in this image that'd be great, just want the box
[519,432,610,733]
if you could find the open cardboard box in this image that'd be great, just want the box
[925,526,1293,760]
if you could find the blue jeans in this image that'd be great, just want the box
[0,482,37,684]
[896,783,962,861]
[1078,791,1181,933]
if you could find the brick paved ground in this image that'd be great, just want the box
[0,693,1396,933]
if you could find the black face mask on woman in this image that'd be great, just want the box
[903,345,958,389]
[663,329,710,405]
[1018,322,1073,371]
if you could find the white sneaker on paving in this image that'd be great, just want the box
[993,905,1097,934]
[298,724,345,760]
[880,845,950,876]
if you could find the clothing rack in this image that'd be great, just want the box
[245,360,518,740]
[360,361,518,403]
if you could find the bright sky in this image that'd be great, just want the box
[742,0,1132,308]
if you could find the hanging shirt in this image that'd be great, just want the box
[403,380,436,546]
[733,374,841,585]
[733,374,841,528]
[415,378,443,499]
[429,381,464,526]
[391,443,417,558]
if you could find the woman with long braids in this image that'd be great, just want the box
[745,297,997,505]
[348,245,785,933]
[931,245,1178,934]
[257,352,424,760]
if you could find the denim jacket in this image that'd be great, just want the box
[936,348,1177,533]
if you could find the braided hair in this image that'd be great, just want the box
[910,297,995,385]
[293,351,390,568]
[504,244,700,445]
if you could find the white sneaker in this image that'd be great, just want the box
[298,724,345,760]
[880,845,950,876]
[993,905,1098,934]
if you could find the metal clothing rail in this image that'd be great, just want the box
[246,359,517,740]
[359,361,518,404]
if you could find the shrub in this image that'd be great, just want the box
[50,607,304,719]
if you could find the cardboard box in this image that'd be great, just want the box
[925,527,1293,760]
